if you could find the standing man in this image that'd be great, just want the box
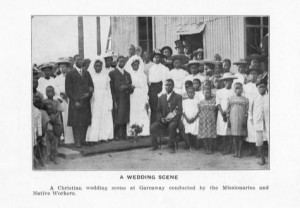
[148,49,169,124]
[109,56,134,140]
[150,79,182,153]
[65,55,94,148]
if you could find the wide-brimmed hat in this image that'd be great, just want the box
[151,49,166,61]
[160,46,173,56]
[193,48,204,55]
[171,54,189,65]
[186,60,201,69]
[174,40,184,49]
[245,65,263,75]
[233,59,248,65]
[39,63,54,71]
[219,72,238,81]
[57,57,71,65]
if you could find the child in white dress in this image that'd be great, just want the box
[182,87,199,150]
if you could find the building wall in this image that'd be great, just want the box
[153,16,245,66]
[111,16,138,56]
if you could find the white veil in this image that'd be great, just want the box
[87,55,106,77]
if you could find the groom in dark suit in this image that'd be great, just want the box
[150,79,182,153]
[65,55,94,148]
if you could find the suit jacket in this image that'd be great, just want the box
[65,68,94,127]
[156,92,182,123]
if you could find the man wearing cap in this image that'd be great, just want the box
[55,57,74,144]
[65,55,94,148]
[37,63,59,100]
[148,49,169,124]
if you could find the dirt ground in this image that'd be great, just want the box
[43,144,269,171]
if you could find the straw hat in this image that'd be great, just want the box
[39,63,53,71]
[193,48,204,55]
[186,60,201,69]
[219,72,238,81]
[57,57,71,65]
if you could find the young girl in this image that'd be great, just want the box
[197,88,217,154]
[193,78,201,101]
[216,73,236,155]
[182,87,199,150]
[227,82,249,158]
[182,80,193,100]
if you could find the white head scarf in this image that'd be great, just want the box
[125,55,145,76]
[87,55,106,77]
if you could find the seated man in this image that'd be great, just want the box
[150,79,182,153]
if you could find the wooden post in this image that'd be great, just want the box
[78,16,84,58]
[97,17,101,55]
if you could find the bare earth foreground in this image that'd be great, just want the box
[44,145,269,171]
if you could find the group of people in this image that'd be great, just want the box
[32,39,269,167]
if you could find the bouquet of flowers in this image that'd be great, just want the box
[130,124,143,145]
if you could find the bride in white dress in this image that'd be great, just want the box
[125,55,150,136]
[86,56,114,142]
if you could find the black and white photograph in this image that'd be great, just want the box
[32,16,270,171]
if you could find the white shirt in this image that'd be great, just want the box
[74,65,82,75]
[168,68,189,95]
[148,63,169,83]
[249,93,269,131]
[118,67,125,75]
[55,74,66,94]
[144,61,154,84]
[167,91,174,101]
[234,72,246,85]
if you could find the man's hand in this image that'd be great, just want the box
[114,101,118,109]
[242,121,247,129]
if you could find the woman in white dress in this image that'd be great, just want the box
[125,55,150,136]
[86,56,114,143]
[55,58,74,144]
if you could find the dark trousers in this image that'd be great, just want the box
[150,121,179,149]
[114,123,127,139]
[72,126,88,145]
[148,82,162,124]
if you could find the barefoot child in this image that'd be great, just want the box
[227,82,249,158]
[249,79,269,165]
[197,88,217,154]
[182,87,199,150]
[216,73,236,155]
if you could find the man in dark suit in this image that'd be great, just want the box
[150,79,182,153]
[109,56,134,140]
[65,55,94,148]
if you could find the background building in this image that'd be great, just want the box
[111,16,269,66]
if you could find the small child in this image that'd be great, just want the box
[193,78,201,101]
[182,80,193,100]
[182,87,199,150]
[197,88,217,154]
[42,86,64,164]
[227,82,249,158]
[249,79,269,165]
